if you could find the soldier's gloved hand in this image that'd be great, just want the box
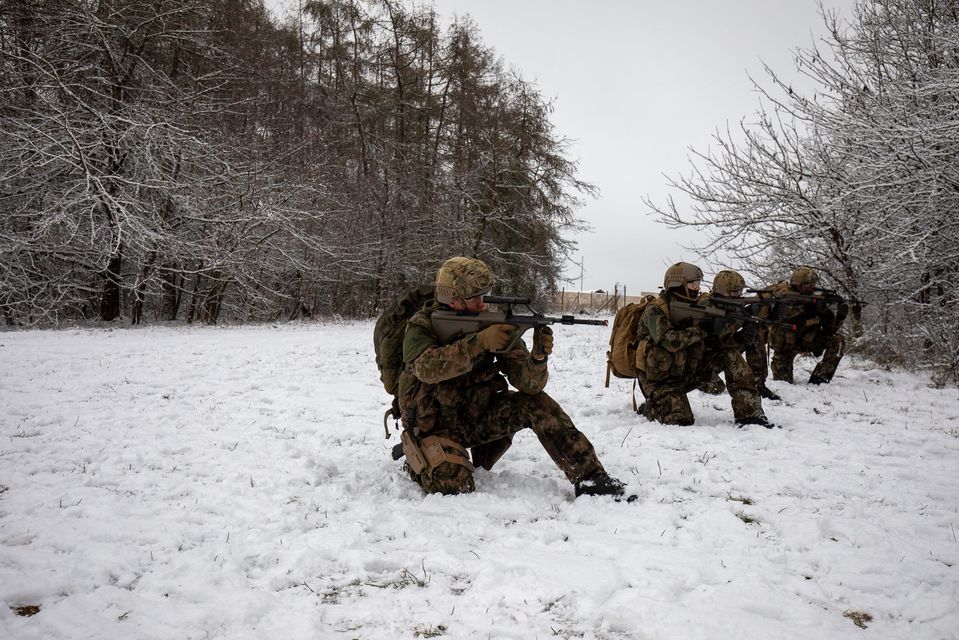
[735,322,757,346]
[531,325,553,361]
[706,317,727,335]
[476,323,515,352]
[835,300,849,324]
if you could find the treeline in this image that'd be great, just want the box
[649,0,959,384]
[0,0,589,325]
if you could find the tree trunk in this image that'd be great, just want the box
[159,264,180,320]
[99,244,123,321]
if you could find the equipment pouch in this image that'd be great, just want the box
[645,344,676,382]
[401,430,429,475]
[420,436,474,473]
[635,339,649,373]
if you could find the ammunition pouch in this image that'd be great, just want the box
[400,431,474,478]
[644,343,692,382]
[769,324,795,352]
[635,339,649,373]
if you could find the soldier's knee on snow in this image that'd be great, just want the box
[425,462,476,495]
[657,413,694,426]
[402,432,475,495]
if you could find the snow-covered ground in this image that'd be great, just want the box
[1,320,957,640]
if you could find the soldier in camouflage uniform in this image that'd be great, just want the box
[753,266,847,386]
[397,257,627,498]
[635,263,775,428]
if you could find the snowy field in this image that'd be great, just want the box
[1,320,957,640]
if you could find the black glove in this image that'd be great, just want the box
[835,300,849,325]
[703,317,727,336]
[735,322,758,346]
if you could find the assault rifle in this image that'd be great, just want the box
[746,288,866,308]
[746,287,865,324]
[431,295,608,348]
[669,298,798,332]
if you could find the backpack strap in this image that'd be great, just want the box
[650,296,669,320]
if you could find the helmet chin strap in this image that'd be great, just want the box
[668,284,696,301]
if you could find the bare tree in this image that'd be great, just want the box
[647,0,959,382]
[1,0,594,325]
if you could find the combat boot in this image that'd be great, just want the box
[736,415,779,429]
[758,383,781,401]
[575,471,633,501]
[697,373,726,395]
[470,436,513,471]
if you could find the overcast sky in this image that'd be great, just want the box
[267,0,856,294]
[426,0,856,294]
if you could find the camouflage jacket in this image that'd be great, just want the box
[763,281,840,353]
[637,290,708,382]
[701,292,751,351]
[397,302,548,436]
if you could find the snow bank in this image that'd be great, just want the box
[1,322,956,639]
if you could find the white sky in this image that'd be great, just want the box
[427,0,856,295]
[267,0,856,295]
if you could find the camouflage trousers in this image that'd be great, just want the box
[771,333,846,383]
[404,390,606,495]
[638,348,765,426]
[745,325,770,383]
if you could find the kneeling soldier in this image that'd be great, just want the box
[757,266,848,386]
[636,263,776,428]
[398,257,628,498]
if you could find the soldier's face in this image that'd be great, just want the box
[798,283,815,294]
[451,295,487,312]
[686,280,701,292]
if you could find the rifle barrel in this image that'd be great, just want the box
[546,315,608,326]
[484,295,532,305]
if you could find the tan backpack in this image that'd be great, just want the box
[605,294,659,385]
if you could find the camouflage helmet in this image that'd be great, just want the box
[790,266,819,287]
[712,270,746,296]
[663,262,704,289]
[435,256,493,304]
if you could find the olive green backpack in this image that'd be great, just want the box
[373,284,435,437]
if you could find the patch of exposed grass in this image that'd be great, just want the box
[843,609,873,629]
[12,604,41,617]
[735,510,759,525]
[366,562,431,589]
[727,493,754,505]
